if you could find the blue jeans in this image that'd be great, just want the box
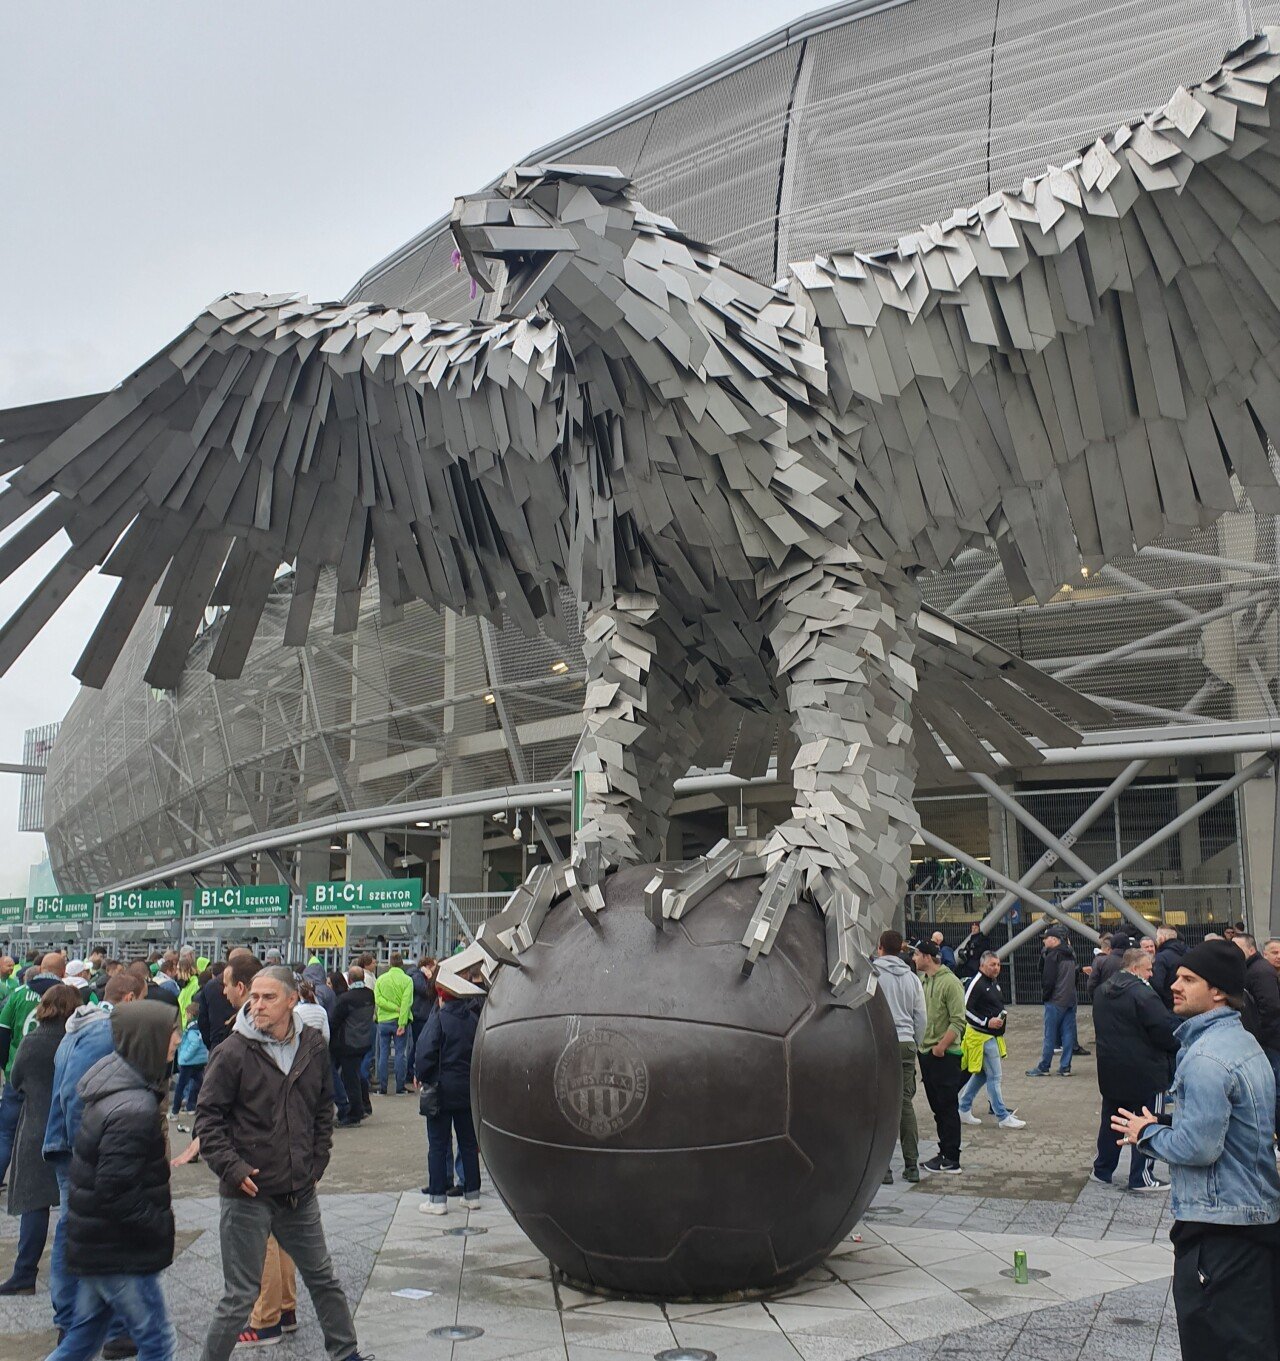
[376,1020,408,1092]
[360,1031,374,1084]
[0,1082,23,1184]
[7,1207,48,1288]
[958,1036,1012,1119]
[171,1064,203,1115]
[49,1272,175,1361]
[1034,1003,1077,1074]
[425,1108,480,1203]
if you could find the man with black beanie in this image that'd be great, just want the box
[1112,938,1280,1359]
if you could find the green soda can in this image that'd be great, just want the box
[1013,1250,1029,1284]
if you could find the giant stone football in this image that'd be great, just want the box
[471,864,900,1297]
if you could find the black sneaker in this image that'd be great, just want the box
[102,1340,139,1360]
[921,1154,962,1174]
[882,1169,894,1185]
[1073,1045,1091,1056]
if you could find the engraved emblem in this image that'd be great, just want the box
[554,1027,649,1139]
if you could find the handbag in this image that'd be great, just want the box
[418,1013,444,1117]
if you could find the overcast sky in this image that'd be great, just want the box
[0,0,810,894]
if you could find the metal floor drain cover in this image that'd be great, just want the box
[430,1326,485,1341]
[442,1226,487,1237]
[655,1351,717,1361]
[999,1267,1051,1281]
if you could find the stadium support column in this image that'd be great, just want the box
[439,609,485,897]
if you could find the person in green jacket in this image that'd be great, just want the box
[913,940,968,1175]
[372,954,413,1095]
[176,957,206,1020]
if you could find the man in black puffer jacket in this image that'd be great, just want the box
[55,1000,178,1361]
[1091,948,1179,1191]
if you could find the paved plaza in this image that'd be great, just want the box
[0,1008,1185,1361]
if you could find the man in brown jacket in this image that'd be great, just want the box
[194,966,368,1361]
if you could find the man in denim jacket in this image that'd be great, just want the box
[1112,939,1280,1358]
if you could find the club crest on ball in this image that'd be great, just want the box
[554,1027,650,1139]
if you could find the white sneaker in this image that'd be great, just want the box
[462,1196,481,1210]
[958,1110,982,1126]
[998,1114,1027,1129]
[419,1201,448,1216]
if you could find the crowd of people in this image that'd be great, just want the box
[884,920,1280,1357]
[0,942,489,1360]
[0,919,1277,1358]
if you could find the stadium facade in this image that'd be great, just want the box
[31,0,1280,973]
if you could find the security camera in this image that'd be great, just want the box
[511,824,523,842]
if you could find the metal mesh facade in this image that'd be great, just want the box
[39,0,1280,893]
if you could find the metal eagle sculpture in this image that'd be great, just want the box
[4,33,1280,1000]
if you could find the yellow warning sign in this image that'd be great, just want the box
[305,916,347,950]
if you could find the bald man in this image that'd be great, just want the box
[199,947,257,1050]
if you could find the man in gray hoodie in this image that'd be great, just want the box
[872,930,927,1183]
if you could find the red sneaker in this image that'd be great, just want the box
[236,1325,282,1347]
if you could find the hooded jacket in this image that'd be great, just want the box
[415,996,482,1109]
[194,1009,333,1198]
[1152,937,1190,1009]
[65,1003,175,1276]
[920,965,966,1053]
[1040,942,1078,1009]
[1093,969,1180,1102]
[44,1003,114,1162]
[871,955,926,1044]
[302,964,336,1019]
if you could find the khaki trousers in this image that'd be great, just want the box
[249,1235,296,1329]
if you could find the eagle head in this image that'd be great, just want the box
[450,163,641,319]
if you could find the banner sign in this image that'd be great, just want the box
[102,888,182,920]
[194,885,290,917]
[32,894,93,923]
[304,879,422,913]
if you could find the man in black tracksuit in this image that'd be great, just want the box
[1092,946,1178,1190]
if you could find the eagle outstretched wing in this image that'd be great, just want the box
[789,29,1280,602]
[0,296,573,688]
